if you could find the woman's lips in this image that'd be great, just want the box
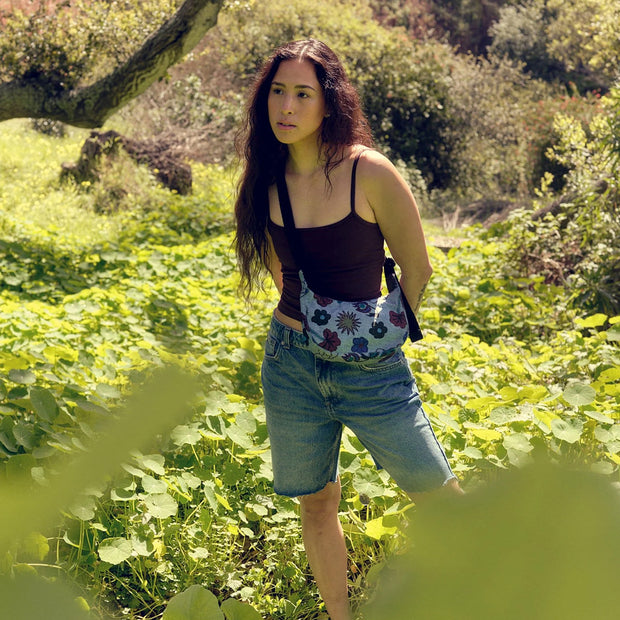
[277,121,296,129]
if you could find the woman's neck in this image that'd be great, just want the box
[286,142,325,177]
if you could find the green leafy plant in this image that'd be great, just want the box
[1,104,618,620]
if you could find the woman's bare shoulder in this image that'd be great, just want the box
[354,147,403,190]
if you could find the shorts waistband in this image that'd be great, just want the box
[269,312,309,348]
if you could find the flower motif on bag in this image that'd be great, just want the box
[319,329,341,352]
[389,311,407,329]
[353,301,374,314]
[351,337,369,354]
[311,309,331,326]
[369,321,388,339]
[336,311,361,335]
[314,294,334,307]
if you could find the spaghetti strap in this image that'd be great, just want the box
[350,151,364,214]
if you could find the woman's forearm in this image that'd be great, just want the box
[400,265,432,314]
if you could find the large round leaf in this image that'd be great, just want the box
[162,585,224,620]
[98,538,132,565]
[551,419,583,444]
[170,424,202,447]
[562,382,596,407]
[503,433,534,453]
[143,493,178,519]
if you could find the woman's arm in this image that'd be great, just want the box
[358,150,432,313]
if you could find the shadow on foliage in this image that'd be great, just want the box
[0,237,102,302]
[146,294,191,352]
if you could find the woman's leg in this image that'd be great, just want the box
[299,478,352,620]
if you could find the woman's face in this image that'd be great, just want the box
[267,58,327,148]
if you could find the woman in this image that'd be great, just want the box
[234,39,461,620]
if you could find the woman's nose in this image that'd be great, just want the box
[281,94,294,114]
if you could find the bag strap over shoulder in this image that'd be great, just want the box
[275,169,305,269]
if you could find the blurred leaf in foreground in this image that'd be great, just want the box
[0,366,199,551]
[364,463,620,620]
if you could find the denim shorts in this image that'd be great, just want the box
[261,313,456,497]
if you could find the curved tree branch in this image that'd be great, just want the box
[0,0,223,128]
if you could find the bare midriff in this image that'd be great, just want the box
[274,307,303,333]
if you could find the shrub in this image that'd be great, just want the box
[0,1,180,88]
[499,88,620,315]
[546,0,620,90]
[489,0,620,92]
[440,54,552,200]
[488,0,564,82]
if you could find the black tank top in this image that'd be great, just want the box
[268,157,386,321]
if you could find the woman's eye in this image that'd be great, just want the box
[298,92,309,98]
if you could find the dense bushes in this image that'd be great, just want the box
[488,0,564,83]
[201,0,537,195]
[489,0,620,91]
[2,0,617,204]
[497,84,620,315]
[133,0,608,203]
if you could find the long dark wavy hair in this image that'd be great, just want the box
[234,39,374,300]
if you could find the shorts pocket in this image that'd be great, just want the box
[264,333,282,361]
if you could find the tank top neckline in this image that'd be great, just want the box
[268,210,378,232]
[271,151,375,231]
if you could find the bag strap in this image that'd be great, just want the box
[275,168,305,269]
[385,257,423,342]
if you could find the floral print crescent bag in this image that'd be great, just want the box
[276,155,422,363]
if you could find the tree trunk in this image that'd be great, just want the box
[0,0,223,128]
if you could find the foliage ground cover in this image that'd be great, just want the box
[1,109,619,620]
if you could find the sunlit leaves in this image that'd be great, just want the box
[1,123,618,620]
[170,424,202,446]
[162,585,224,620]
[98,537,133,565]
[562,382,596,406]
[8,369,36,385]
[143,493,178,519]
[365,516,399,541]
[551,419,584,444]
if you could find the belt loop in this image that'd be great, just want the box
[281,324,291,349]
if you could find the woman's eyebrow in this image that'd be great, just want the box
[271,80,318,91]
